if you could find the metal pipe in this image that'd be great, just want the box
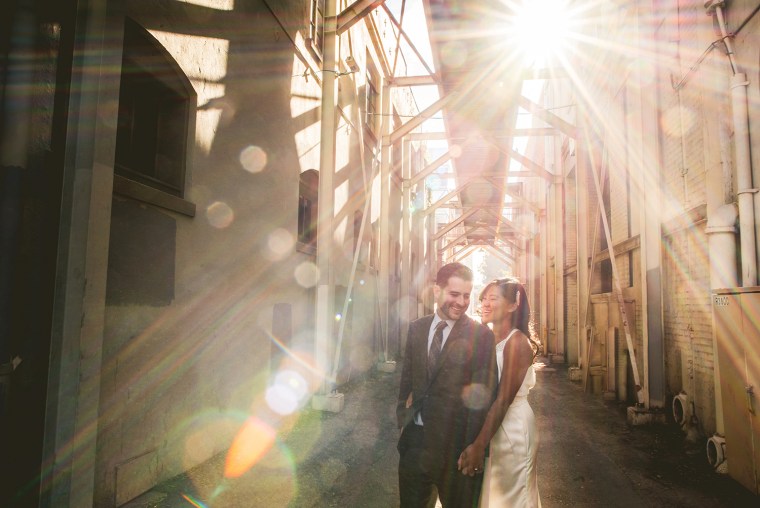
[731,73,758,287]
[315,0,338,392]
[400,138,412,353]
[378,79,392,362]
[713,4,737,74]
[708,0,757,286]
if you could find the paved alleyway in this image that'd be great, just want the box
[125,361,759,508]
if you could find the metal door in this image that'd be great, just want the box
[713,288,760,494]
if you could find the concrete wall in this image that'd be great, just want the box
[532,0,757,432]
[78,1,420,505]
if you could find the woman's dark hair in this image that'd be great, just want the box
[480,277,541,358]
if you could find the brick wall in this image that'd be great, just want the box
[662,225,716,434]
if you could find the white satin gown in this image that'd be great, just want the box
[480,329,541,507]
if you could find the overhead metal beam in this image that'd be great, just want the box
[421,178,481,217]
[390,91,458,144]
[485,245,515,266]
[432,207,480,241]
[451,244,478,264]
[406,129,557,142]
[466,232,521,256]
[380,2,435,77]
[506,148,555,181]
[410,150,453,187]
[478,225,522,252]
[408,132,447,141]
[478,227,523,256]
[497,237,523,253]
[388,75,438,87]
[441,225,487,252]
[518,95,578,138]
[487,242,518,261]
[484,208,529,238]
[505,128,559,137]
[482,176,542,215]
[337,0,386,35]
[436,202,528,210]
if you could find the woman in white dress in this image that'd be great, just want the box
[458,278,541,507]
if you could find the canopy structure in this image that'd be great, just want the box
[423,0,563,264]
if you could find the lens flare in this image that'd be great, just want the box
[206,201,234,228]
[239,145,268,173]
[294,262,320,288]
[266,370,309,415]
[181,493,208,508]
[461,382,492,411]
[440,41,468,69]
[513,0,572,67]
[266,228,295,260]
[265,384,299,415]
[224,417,277,478]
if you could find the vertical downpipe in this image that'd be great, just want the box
[730,72,757,286]
[710,1,757,286]
[315,0,338,393]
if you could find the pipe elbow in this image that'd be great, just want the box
[706,203,738,233]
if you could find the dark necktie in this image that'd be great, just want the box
[428,321,448,379]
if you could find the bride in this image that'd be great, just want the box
[458,278,541,507]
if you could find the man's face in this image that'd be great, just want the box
[434,276,472,321]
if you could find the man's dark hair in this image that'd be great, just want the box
[435,262,473,287]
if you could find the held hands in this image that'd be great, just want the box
[457,443,485,476]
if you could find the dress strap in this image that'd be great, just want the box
[505,328,520,342]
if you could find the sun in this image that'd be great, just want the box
[512,0,572,67]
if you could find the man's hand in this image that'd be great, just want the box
[457,444,485,476]
[405,392,413,408]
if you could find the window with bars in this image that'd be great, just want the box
[366,62,380,136]
[307,0,325,61]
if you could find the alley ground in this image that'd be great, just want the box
[125,361,760,508]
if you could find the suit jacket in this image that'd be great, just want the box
[397,313,498,467]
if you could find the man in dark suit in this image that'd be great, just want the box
[397,262,498,507]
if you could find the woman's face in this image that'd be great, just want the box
[479,285,506,325]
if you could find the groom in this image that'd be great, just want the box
[397,262,498,507]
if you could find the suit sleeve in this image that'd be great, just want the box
[397,322,415,429]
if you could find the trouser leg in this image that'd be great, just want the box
[398,424,435,508]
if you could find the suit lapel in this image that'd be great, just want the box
[439,316,468,360]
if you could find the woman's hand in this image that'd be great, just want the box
[457,443,485,476]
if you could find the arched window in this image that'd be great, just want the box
[115,18,195,211]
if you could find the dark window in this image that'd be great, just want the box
[600,258,613,293]
[116,18,193,197]
[597,160,612,293]
[298,195,314,243]
[366,62,380,135]
[307,0,325,61]
[298,169,319,253]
